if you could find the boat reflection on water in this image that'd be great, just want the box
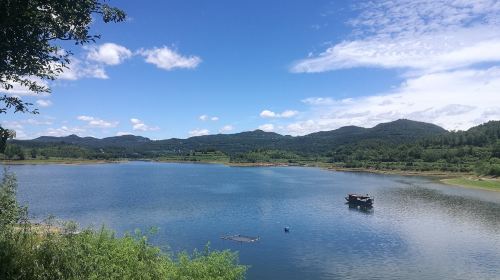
[348,203,374,214]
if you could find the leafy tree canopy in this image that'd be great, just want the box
[0,0,126,151]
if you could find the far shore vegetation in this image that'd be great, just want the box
[3,120,499,174]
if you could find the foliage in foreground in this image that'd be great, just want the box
[0,171,246,280]
[0,0,126,153]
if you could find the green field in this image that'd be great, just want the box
[442,177,500,191]
[155,151,231,164]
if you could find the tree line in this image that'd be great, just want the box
[3,121,499,176]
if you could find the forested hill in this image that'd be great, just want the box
[30,134,151,148]
[4,119,500,175]
[10,119,446,154]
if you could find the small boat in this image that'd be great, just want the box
[345,194,374,207]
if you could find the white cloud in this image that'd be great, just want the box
[291,0,500,73]
[76,116,94,122]
[36,99,53,107]
[57,44,134,80]
[77,115,118,128]
[24,118,53,126]
[0,62,107,97]
[1,118,53,131]
[260,110,276,118]
[1,43,197,97]
[301,97,329,105]
[260,109,298,118]
[258,124,274,132]
[0,60,107,96]
[286,67,500,135]
[57,58,108,80]
[199,114,219,121]
[292,28,500,73]
[116,131,133,136]
[0,44,131,97]
[13,130,28,139]
[0,77,50,96]
[280,110,299,118]
[1,121,23,130]
[301,97,353,106]
[219,125,234,133]
[285,0,500,135]
[89,119,118,128]
[86,43,132,65]
[189,128,210,137]
[44,126,86,137]
[130,118,159,131]
[139,46,201,70]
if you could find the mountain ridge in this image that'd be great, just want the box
[11,119,450,155]
[5,119,500,177]
[25,119,445,143]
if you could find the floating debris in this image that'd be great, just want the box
[284,226,290,233]
[221,234,260,243]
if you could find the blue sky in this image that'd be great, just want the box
[3,0,500,139]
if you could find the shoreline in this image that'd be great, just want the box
[320,165,471,177]
[2,158,499,191]
[439,177,500,192]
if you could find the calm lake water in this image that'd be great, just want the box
[4,162,500,280]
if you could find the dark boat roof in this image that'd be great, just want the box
[347,194,372,199]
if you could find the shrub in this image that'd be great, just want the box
[488,164,500,176]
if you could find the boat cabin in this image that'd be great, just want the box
[345,194,374,206]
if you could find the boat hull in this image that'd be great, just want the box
[345,195,374,207]
[345,199,373,207]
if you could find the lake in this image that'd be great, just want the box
[4,162,500,279]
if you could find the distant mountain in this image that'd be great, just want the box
[368,119,447,139]
[463,120,500,135]
[11,119,448,155]
[34,134,96,144]
[148,130,292,154]
[22,134,151,148]
[6,119,500,176]
[289,119,447,153]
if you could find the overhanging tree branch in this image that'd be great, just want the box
[0,0,126,152]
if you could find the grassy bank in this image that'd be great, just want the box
[154,151,231,164]
[441,177,500,191]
